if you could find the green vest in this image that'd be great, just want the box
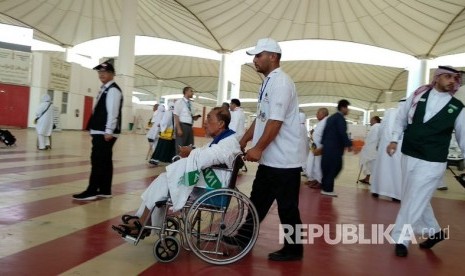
[401,90,464,162]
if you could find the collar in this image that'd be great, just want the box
[265,67,281,77]
[101,80,115,90]
[430,88,452,98]
[209,129,236,147]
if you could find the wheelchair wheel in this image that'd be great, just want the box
[164,217,180,236]
[184,188,259,265]
[153,236,180,262]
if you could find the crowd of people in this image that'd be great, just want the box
[66,40,465,261]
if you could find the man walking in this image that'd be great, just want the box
[173,86,200,152]
[320,99,353,197]
[387,66,464,257]
[223,38,303,261]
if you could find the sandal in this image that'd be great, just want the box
[112,220,150,239]
[121,215,139,224]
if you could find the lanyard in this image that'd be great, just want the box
[258,77,270,102]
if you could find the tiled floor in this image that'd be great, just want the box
[1,129,465,275]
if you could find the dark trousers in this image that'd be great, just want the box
[87,135,117,194]
[240,165,303,253]
[175,123,194,153]
[321,151,343,192]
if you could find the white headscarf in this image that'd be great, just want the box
[41,94,51,103]
[160,103,175,131]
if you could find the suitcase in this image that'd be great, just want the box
[0,129,17,146]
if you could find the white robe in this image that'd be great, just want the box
[391,90,465,246]
[146,105,165,142]
[370,108,402,200]
[229,107,246,139]
[359,123,381,175]
[305,116,327,182]
[299,112,309,169]
[135,134,241,227]
[35,95,54,136]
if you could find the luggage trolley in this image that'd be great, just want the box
[123,154,259,265]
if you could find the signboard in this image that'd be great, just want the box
[49,57,71,91]
[0,48,30,85]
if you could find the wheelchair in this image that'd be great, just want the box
[122,154,259,265]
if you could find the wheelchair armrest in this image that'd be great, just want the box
[210,163,229,170]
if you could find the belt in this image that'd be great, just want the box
[181,122,192,126]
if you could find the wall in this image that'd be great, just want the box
[0,83,30,127]
[5,52,219,131]
[27,53,101,130]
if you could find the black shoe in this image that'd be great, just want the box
[395,244,408,257]
[392,198,401,202]
[268,248,303,261]
[72,191,97,201]
[371,193,379,198]
[419,231,446,249]
[221,235,248,250]
[148,159,159,165]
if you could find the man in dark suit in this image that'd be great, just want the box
[320,99,353,197]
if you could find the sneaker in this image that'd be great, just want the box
[419,230,446,249]
[320,190,338,197]
[73,191,98,201]
[268,248,303,261]
[395,244,408,257]
[97,194,112,198]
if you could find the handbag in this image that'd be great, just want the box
[159,128,174,140]
[159,113,175,140]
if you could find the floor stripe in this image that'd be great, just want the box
[0,164,150,192]
[0,160,89,174]
[0,176,155,225]
[0,154,78,163]
[0,216,126,275]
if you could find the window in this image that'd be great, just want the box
[61,92,68,114]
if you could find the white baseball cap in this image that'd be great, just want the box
[246,38,282,55]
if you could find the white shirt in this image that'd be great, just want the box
[313,116,328,148]
[392,88,465,155]
[90,80,122,136]
[360,122,381,162]
[173,97,193,124]
[229,107,246,139]
[253,68,301,168]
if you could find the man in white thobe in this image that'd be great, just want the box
[370,101,405,201]
[358,116,381,184]
[306,108,328,189]
[387,66,465,257]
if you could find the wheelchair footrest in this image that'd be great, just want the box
[155,200,168,208]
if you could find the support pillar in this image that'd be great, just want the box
[217,53,228,106]
[406,58,429,97]
[116,0,138,131]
